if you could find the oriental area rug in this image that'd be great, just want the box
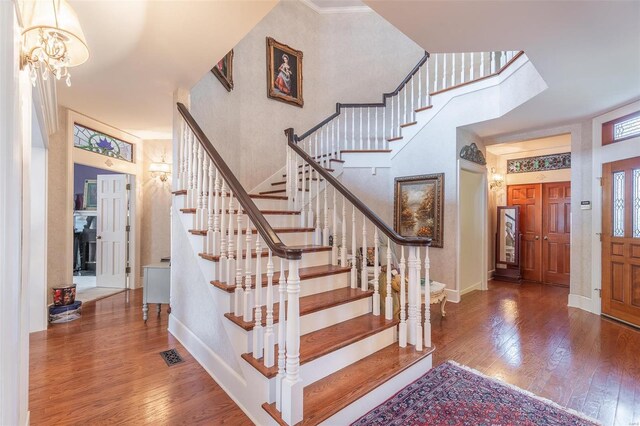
[351,361,600,426]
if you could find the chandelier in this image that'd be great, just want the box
[20,0,89,86]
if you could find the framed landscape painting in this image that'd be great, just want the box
[394,173,444,248]
[211,50,234,92]
[266,37,303,107]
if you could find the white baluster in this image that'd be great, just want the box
[359,108,363,150]
[231,200,242,316]
[361,215,367,292]
[323,181,329,246]
[351,205,357,289]
[211,169,221,256]
[442,54,447,90]
[460,52,465,83]
[397,90,400,135]
[415,246,423,352]
[335,115,340,158]
[332,188,338,265]
[403,83,408,123]
[372,228,380,316]
[243,217,253,323]
[407,246,417,346]
[178,121,184,189]
[426,58,431,106]
[307,165,314,229]
[500,50,506,68]
[343,107,347,155]
[205,158,214,254]
[470,52,475,81]
[293,153,299,211]
[418,65,422,109]
[300,161,306,227]
[366,107,371,150]
[390,96,395,139]
[351,108,355,150]
[253,234,263,359]
[275,259,286,411]
[374,107,378,150]
[228,192,237,290]
[315,158,321,245]
[491,51,496,73]
[341,195,347,267]
[264,249,275,367]
[281,259,303,426]
[410,74,415,121]
[219,181,228,284]
[331,120,336,160]
[480,52,486,77]
[385,238,393,320]
[433,54,439,92]
[187,131,195,208]
[382,108,386,149]
[399,246,407,347]
[450,53,456,87]
[195,145,203,229]
[287,147,292,210]
[424,246,431,348]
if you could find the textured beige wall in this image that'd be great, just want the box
[141,139,172,276]
[190,1,424,190]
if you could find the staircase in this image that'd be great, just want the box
[170,50,525,425]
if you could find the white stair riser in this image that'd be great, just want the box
[190,230,313,247]
[252,271,349,301]
[252,198,289,210]
[184,212,299,229]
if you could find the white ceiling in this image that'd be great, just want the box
[56,0,277,139]
[364,0,640,138]
[486,134,571,156]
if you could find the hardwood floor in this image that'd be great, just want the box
[433,280,640,426]
[29,289,252,425]
[29,281,640,425]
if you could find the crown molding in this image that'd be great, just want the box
[299,0,371,14]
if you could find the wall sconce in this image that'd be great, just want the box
[149,157,172,183]
[20,0,89,86]
[489,167,504,191]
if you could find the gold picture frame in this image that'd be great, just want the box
[211,50,234,92]
[266,37,303,108]
[394,173,444,248]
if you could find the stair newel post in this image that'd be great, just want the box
[407,246,417,346]
[195,144,204,229]
[470,52,475,81]
[490,51,496,74]
[341,195,347,267]
[206,158,214,254]
[323,179,329,246]
[332,187,338,265]
[264,249,275,367]
[282,258,303,426]
[433,54,439,92]
[211,169,221,256]
[219,181,228,284]
[253,234,264,359]
[372,228,380,316]
[300,160,306,228]
[460,52,466,84]
[243,216,253,323]
[450,53,456,87]
[385,238,393,320]
[361,214,368,292]
[424,245,431,348]
[276,257,287,411]
[415,246,423,352]
[351,205,357,289]
[398,246,407,347]
[480,52,486,77]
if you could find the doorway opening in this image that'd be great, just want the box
[73,163,133,301]
[486,133,572,287]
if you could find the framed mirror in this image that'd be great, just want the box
[496,205,520,266]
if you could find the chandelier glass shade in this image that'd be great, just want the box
[20,0,89,86]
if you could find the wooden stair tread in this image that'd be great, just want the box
[415,104,433,113]
[241,314,399,378]
[400,121,417,128]
[224,287,373,331]
[250,194,288,200]
[211,264,350,292]
[259,189,287,195]
[172,189,187,195]
[190,227,313,236]
[263,343,435,426]
[271,181,286,186]
[200,245,330,262]
[386,136,403,142]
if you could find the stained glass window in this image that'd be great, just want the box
[614,115,640,141]
[73,124,134,163]
[634,169,640,238]
[613,171,625,237]
[506,152,571,174]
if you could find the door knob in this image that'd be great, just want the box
[543,236,548,240]
[96,236,102,240]
[535,236,539,240]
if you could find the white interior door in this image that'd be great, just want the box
[96,174,127,288]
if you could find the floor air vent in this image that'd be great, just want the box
[160,349,184,366]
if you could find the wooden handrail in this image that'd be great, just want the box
[178,103,302,260]
[286,128,431,247]
[297,51,429,141]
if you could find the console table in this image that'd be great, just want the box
[142,263,170,322]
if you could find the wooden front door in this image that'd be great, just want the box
[602,157,640,327]
[508,184,542,282]
[542,182,571,286]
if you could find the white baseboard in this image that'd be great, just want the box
[567,293,597,314]
[168,315,268,426]
[460,282,482,297]
[445,289,460,303]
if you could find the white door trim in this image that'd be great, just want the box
[456,158,488,301]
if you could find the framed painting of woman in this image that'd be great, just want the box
[266,37,303,107]
[211,50,234,92]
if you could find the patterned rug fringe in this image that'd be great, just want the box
[446,360,602,425]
